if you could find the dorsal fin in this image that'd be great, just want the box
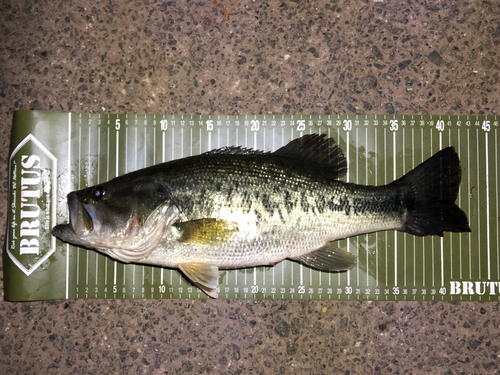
[203,146,266,156]
[273,134,347,179]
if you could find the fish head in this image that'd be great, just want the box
[52,178,179,263]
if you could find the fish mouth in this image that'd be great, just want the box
[52,192,94,242]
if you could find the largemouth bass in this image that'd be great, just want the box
[52,135,470,298]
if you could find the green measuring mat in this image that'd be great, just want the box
[5,110,499,301]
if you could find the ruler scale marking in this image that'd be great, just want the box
[485,131,490,280]
[439,130,444,288]
[496,128,499,280]
[476,129,481,280]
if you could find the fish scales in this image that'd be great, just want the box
[52,134,471,298]
[166,155,402,241]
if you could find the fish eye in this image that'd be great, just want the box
[92,186,105,201]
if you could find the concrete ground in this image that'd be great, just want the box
[1,0,499,374]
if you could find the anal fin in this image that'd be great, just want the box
[179,263,219,298]
[291,243,357,272]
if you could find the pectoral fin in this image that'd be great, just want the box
[179,263,219,298]
[174,218,238,245]
[291,243,357,272]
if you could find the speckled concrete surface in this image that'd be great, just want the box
[1,0,499,374]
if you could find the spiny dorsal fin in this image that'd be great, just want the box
[203,146,266,156]
[273,134,347,179]
[202,135,347,179]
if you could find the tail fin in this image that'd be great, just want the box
[390,147,471,237]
